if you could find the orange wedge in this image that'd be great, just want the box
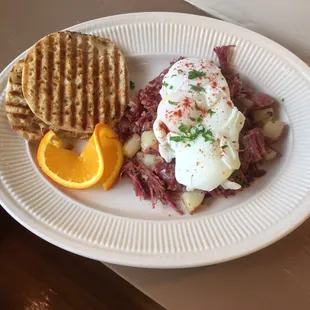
[96,124,124,190]
[37,128,104,189]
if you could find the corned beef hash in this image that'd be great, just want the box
[117,46,287,215]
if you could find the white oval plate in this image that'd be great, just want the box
[0,12,310,268]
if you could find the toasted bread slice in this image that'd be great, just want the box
[5,60,90,142]
[22,31,129,133]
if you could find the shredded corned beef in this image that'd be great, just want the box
[243,128,267,163]
[228,163,266,188]
[214,45,243,98]
[214,45,235,73]
[116,57,184,141]
[251,92,276,109]
[235,92,276,111]
[120,46,278,214]
[154,160,184,192]
[121,160,183,215]
[143,147,160,156]
[208,187,237,198]
[214,46,277,109]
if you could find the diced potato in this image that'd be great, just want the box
[136,152,161,170]
[141,130,157,152]
[263,147,278,161]
[181,190,205,214]
[253,108,274,125]
[142,154,160,170]
[123,133,141,158]
[262,120,286,143]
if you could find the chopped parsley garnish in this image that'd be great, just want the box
[232,140,236,143]
[194,102,200,110]
[231,168,241,176]
[178,123,187,133]
[221,145,228,149]
[169,85,173,89]
[177,69,184,74]
[188,70,206,80]
[187,144,191,147]
[168,100,178,105]
[171,74,177,77]
[190,84,206,92]
[208,109,216,117]
[170,124,215,144]
[238,179,246,186]
[201,129,215,143]
[169,135,185,142]
[189,116,203,122]
[130,80,135,90]
[162,81,169,87]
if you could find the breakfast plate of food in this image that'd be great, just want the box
[0,12,309,268]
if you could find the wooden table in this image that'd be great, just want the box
[0,207,163,309]
[1,1,310,309]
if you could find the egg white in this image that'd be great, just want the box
[153,58,245,191]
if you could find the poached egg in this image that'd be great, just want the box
[153,58,245,192]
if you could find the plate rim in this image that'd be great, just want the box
[1,12,310,268]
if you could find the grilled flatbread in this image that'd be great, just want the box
[5,60,89,142]
[22,31,129,133]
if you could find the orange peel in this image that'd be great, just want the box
[37,127,104,189]
[37,124,124,190]
[96,124,124,190]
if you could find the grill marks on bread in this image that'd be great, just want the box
[5,60,49,142]
[5,60,90,142]
[22,31,128,133]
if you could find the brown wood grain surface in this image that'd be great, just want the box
[0,207,164,310]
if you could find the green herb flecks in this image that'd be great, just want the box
[188,70,206,80]
[201,129,215,143]
[170,124,215,144]
[130,80,135,90]
[190,84,206,93]
[208,109,216,117]
[169,135,186,143]
[190,116,203,122]
[177,69,184,74]
[162,81,169,87]
[171,74,177,77]
[238,179,246,186]
[178,123,187,133]
[221,144,228,149]
[231,168,241,176]
[169,85,173,90]
[168,100,178,105]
